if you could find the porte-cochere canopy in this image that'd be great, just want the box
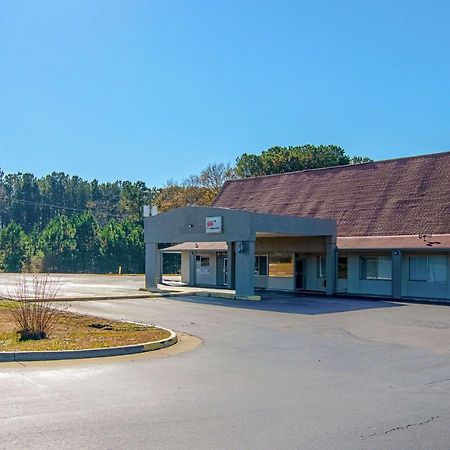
[144,206,336,298]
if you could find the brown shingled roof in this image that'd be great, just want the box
[213,152,450,237]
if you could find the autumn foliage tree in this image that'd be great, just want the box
[153,163,236,212]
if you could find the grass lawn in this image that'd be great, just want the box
[0,301,170,351]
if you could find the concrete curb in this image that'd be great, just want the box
[3,290,262,304]
[55,294,161,302]
[189,292,261,301]
[0,327,177,362]
[141,288,262,302]
[1,293,185,303]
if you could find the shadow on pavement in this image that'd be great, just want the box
[166,291,404,315]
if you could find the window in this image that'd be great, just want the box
[409,255,447,282]
[269,253,293,278]
[317,255,327,278]
[196,255,210,274]
[254,255,268,276]
[338,257,348,279]
[360,256,392,280]
[429,256,447,282]
[409,256,427,281]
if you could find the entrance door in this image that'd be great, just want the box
[295,256,306,290]
[216,253,227,286]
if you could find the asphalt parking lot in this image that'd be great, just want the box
[0,273,146,298]
[1,277,450,449]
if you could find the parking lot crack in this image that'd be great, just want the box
[425,377,450,386]
[363,416,443,439]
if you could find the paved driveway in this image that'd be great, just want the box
[2,294,450,449]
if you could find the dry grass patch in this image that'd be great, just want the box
[0,301,170,351]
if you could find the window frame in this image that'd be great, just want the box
[196,255,211,274]
[359,255,392,281]
[409,255,428,282]
[254,255,268,276]
[268,252,294,278]
[409,255,447,282]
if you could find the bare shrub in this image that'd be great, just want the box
[2,274,65,341]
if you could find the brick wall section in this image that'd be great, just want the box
[213,152,450,237]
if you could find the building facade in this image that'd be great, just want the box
[145,206,336,298]
[146,151,450,301]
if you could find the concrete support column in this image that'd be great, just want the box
[188,251,197,287]
[325,236,337,296]
[391,250,402,299]
[235,240,255,298]
[227,242,235,289]
[447,253,450,300]
[145,242,160,290]
[335,247,339,288]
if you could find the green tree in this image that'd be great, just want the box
[0,222,28,272]
[121,220,145,273]
[99,220,127,273]
[99,220,144,274]
[23,227,44,273]
[235,145,371,177]
[0,173,42,232]
[39,215,76,272]
[119,181,153,221]
[72,212,100,273]
[350,156,373,164]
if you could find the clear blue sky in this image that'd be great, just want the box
[1,0,449,186]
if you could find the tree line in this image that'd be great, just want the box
[0,213,144,274]
[0,145,371,273]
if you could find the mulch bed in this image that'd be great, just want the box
[0,301,170,351]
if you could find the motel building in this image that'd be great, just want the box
[145,151,450,301]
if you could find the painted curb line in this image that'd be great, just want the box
[0,327,177,362]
